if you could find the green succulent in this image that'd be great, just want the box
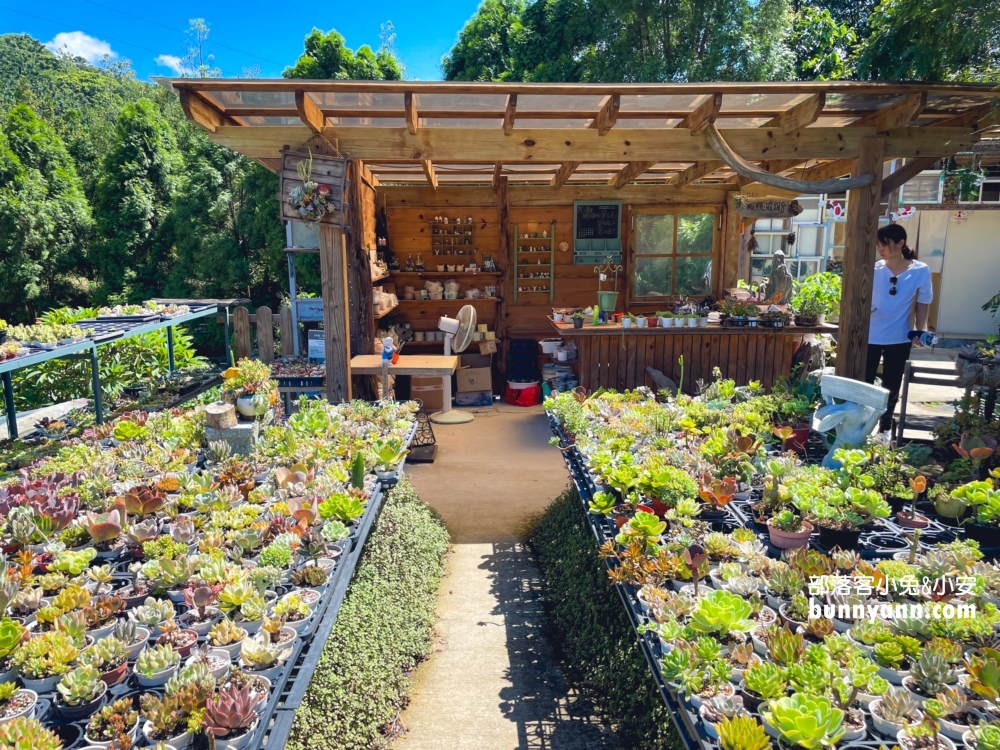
[909,651,957,695]
[57,665,104,706]
[717,714,771,750]
[588,491,616,516]
[743,661,787,700]
[136,643,180,677]
[763,694,845,750]
[973,724,1000,750]
[320,520,349,542]
[130,597,176,626]
[967,647,1000,701]
[317,493,364,523]
[786,662,831,694]
[688,589,754,636]
[78,636,127,671]
[240,633,292,669]
[877,685,920,723]
[0,717,64,750]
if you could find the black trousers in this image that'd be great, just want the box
[864,342,912,432]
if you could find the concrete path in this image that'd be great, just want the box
[0,399,89,441]
[394,404,617,750]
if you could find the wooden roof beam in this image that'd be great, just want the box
[880,157,939,199]
[492,163,503,190]
[294,91,343,154]
[591,94,620,135]
[667,160,724,187]
[676,93,723,134]
[503,94,517,136]
[852,92,927,132]
[178,90,237,133]
[609,161,656,189]
[552,162,582,188]
[932,103,997,131]
[793,158,855,182]
[422,159,438,190]
[404,92,418,135]
[763,92,826,134]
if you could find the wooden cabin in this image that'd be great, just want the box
[171,79,998,398]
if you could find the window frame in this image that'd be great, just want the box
[628,205,721,305]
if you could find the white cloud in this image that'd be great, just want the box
[155,54,186,75]
[44,31,116,64]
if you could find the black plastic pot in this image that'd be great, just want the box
[0,330,6,345]
[54,685,106,721]
[739,682,764,713]
[573,317,584,329]
[817,524,861,549]
[964,522,997,546]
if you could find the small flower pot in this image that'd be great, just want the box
[965,523,996,545]
[817,524,861,549]
[940,716,974,742]
[55,681,107,721]
[99,660,129,687]
[185,649,231,681]
[636,317,647,328]
[240,659,285,683]
[621,318,633,329]
[236,396,267,418]
[0,689,37,724]
[178,607,223,635]
[896,511,930,529]
[20,673,62,694]
[86,621,117,641]
[963,731,977,750]
[208,719,259,750]
[698,706,724,740]
[143,721,191,750]
[572,318,584,329]
[135,661,180,688]
[156,628,199,657]
[767,520,814,549]
[876,663,909,685]
[738,681,764,713]
[85,714,140,749]
[211,637,247,661]
[842,710,867,742]
[898,729,957,750]
[123,627,151,660]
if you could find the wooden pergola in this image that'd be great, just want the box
[169,79,999,398]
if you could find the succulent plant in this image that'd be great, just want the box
[183,579,222,619]
[52,583,91,612]
[909,651,957,696]
[0,717,64,750]
[123,485,166,517]
[967,647,1000,701]
[164,660,216,698]
[57,664,104,706]
[716,714,771,750]
[765,565,806,598]
[689,589,754,636]
[204,684,259,737]
[972,724,1000,750]
[765,624,805,667]
[136,643,180,677]
[158,557,198,588]
[207,440,233,465]
[291,564,328,587]
[240,632,292,669]
[743,661,787,700]
[87,697,139,742]
[126,518,160,545]
[0,617,26,660]
[873,640,907,669]
[763,694,845,750]
[84,508,124,543]
[82,594,126,629]
[113,618,140,645]
[78,635,127,672]
[272,594,310,621]
[209,617,247,647]
[10,586,42,614]
[130,597,176,626]
[51,546,96,576]
[877,685,920,723]
[170,517,196,545]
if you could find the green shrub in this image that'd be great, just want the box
[287,476,450,750]
[526,488,681,749]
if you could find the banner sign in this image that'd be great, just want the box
[735,194,804,218]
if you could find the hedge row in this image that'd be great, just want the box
[288,476,451,750]
[526,487,682,750]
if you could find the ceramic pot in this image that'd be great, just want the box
[143,722,191,750]
[20,673,62,694]
[55,682,107,721]
[135,662,179,688]
[767,520,814,549]
[236,396,267,418]
[896,512,930,529]
[85,714,140,748]
[0,689,36,724]
[208,720,259,750]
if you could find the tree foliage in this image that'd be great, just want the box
[789,6,856,80]
[283,28,404,80]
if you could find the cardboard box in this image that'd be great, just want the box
[461,353,492,368]
[410,376,444,411]
[456,390,493,407]
[456,366,492,393]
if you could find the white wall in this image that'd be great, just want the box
[937,211,1000,336]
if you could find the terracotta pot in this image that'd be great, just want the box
[767,520,814,549]
[896,512,930,529]
[100,660,128,687]
[785,422,811,454]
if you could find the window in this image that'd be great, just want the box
[749,197,828,285]
[633,210,715,300]
[899,171,942,204]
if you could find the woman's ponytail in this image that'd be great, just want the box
[877,223,915,258]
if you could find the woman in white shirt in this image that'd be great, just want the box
[864,224,933,433]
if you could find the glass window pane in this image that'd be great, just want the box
[753,234,776,256]
[676,257,712,296]
[677,214,714,254]
[796,226,823,256]
[751,258,773,277]
[636,214,675,255]
[794,198,821,223]
[635,256,673,297]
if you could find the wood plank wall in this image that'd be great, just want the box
[574,330,810,394]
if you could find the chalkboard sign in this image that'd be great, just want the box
[576,203,621,239]
[573,201,622,264]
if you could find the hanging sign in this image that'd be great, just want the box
[734,194,803,218]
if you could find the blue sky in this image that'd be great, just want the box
[2,0,482,81]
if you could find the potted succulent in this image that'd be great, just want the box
[135,643,181,688]
[898,713,957,750]
[699,694,745,740]
[570,311,586,329]
[897,475,931,528]
[0,717,63,750]
[717,715,772,750]
[223,358,277,418]
[902,652,957,704]
[85,697,141,749]
[178,580,224,634]
[203,684,260,750]
[372,437,408,484]
[762,693,845,748]
[790,272,840,326]
[657,311,673,327]
[209,617,248,660]
[185,645,232,681]
[112,619,150,660]
[622,312,637,329]
[767,509,814,549]
[270,595,312,634]
[0,683,37,725]
[870,686,922,738]
[155,619,199,656]
[239,632,294,681]
[55,665,108,721]
[10,630,78,693]
[77,635,129,686]
[140,692,197,750]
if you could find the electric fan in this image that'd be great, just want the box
[430,304,477,424]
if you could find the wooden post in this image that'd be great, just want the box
[256,306,274,364]
[721,193,742,294]
[319,224,352,402]
[345,160,377,400]
[232,307,251,362]
[279,307,294,356]
[836,136,886,381]
[495,175,510,389]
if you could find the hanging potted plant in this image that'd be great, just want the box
[942,163,983,203]
[286,150,336,222]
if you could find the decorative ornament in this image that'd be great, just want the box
[826,200,844,219]
[891,205,916,221]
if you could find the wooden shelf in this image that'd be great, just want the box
[397,298,499,305]
[402,337,501,348]
[374,304,398,319]
[514,222,555,303]
[371,268,390,283]
[391,271,500,279]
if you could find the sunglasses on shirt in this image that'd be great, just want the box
[889,276,898,296]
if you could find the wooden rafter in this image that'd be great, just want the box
[932,103,997,131]
[609,161,656,189]
[852,92,927,132]
[294,91,326,134]
[503,94,517,136]
[793,159,855,182]
[591,94,620,135]
[404,92,418,135]
[422,160,438,190]
[667,160,724,187]
[763,93,826,134]
[179,90,236,133]
[676,93,723,134]
[880,157,939,198]
[492,163,503,191]
[551,162,582,188]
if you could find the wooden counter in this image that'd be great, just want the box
[550,319,835,393]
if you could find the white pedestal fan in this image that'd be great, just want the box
[430,304,477,425]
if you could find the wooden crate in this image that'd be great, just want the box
[280,150,347,226]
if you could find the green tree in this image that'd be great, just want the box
[443,0,527,81]
[91,98,178,302]
[0,104,92,321]
[853,0,1000,81]
[283,28,404,80]
[789,5,856,80]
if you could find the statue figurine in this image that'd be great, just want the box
[380,336,397,400]
[814,374,889,468]
[764,249,795,305]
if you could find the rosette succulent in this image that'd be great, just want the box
[689,589,754,636]
[204,684,258,737]
[763,694,845,750]
[57,665,104,706]
[136,643,180,677]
